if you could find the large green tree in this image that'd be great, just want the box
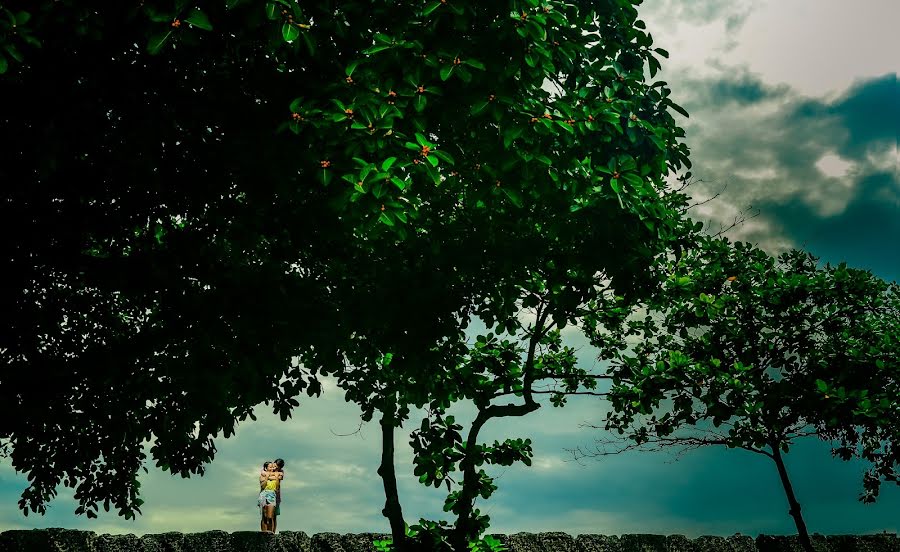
[1,1,694,550]
[573,236,900,552]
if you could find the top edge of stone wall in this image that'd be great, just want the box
[0,529,896,552]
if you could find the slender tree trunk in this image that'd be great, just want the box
[378,392,412,552]
[449,308,548,551]
[769,441,815,552]
[448,400,541,552]
[448,413,488,552]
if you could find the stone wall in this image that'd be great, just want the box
[0,529,896,552]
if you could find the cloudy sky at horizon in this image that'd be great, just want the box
[1,0,898,540]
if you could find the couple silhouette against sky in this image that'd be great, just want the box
[258,458,284,533]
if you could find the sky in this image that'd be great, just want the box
[1,0,898,540]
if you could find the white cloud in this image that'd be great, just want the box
[815,153,854,179]
[641,0,898,99]
[725,0,899,98]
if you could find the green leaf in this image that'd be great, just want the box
[668,100,689,118]
[654,47,670,58]
[265,3,278,19]
[301,31,316,55]
[426,155,439,167]
[619,156,637,171]
[147,8,174,23]
[439,65,454,81]
[815,379,828,392]
[390,177,408,191]
[648,56,660,78]
[470,100,489,115]
[381,157,398,171]
[363,44,392,55]
[379,212,395,226]
[610,178,621,194]
[3,44,22,63]
[423,1,442,16]
[422,162,441,185]
[147,31,173,55]
[0,54,10,74]
[319,169,333,186]
[431,150,455,165]
[185,8,213,31]
[622,173,642,188]
[503,188,524,207]
[648,133,665,151]
[282,23,300,42]
[14,11,31,25]
[20,34,41,48]
[503,126,523,148]
[226,0,244,9]
[345,60,361,76]
[415,94,427,112]
[464,59,485,70]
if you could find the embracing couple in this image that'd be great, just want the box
[258,458,285,533]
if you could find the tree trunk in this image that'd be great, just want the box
[448,400,541,552]
[448,414,487,552]
[377,393,412,552]
[769,441,815,552]
[449,309,548,552]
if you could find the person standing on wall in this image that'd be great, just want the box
[273,458,285,533]
[258,460,283,532]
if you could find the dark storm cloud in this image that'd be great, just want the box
[763,171,900,280]
[639,0,758,32]
[681,72,791,107]
[668,70,899,280]
[789,73,898,160]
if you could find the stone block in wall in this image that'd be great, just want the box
[826,535,900,552]
[757,534,840,552]
[666,534,694,552]
[576,534,623,552]
[691,536,729,552]
[311,532,348,552]
[0,528,96,552]
[230,531,276,552]
[95,533,143,552]
[0,529,57,552]
[532,531,578,551]
[339,532,392,552]
[726,534,756,552]
[184,530,232,552]
[504,532,543,552]
[276,531,312,552]
[44,528,99,552]
[140,531,187,551]
[621,534,669,552]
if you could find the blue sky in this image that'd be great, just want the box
[1,0,898,538]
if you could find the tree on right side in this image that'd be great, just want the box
[575,235,900,552]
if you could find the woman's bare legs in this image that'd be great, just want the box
[260,513,267,532]
[264,505,276,532]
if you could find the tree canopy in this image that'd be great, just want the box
[2,1,696,550]
[574,235,900,552]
